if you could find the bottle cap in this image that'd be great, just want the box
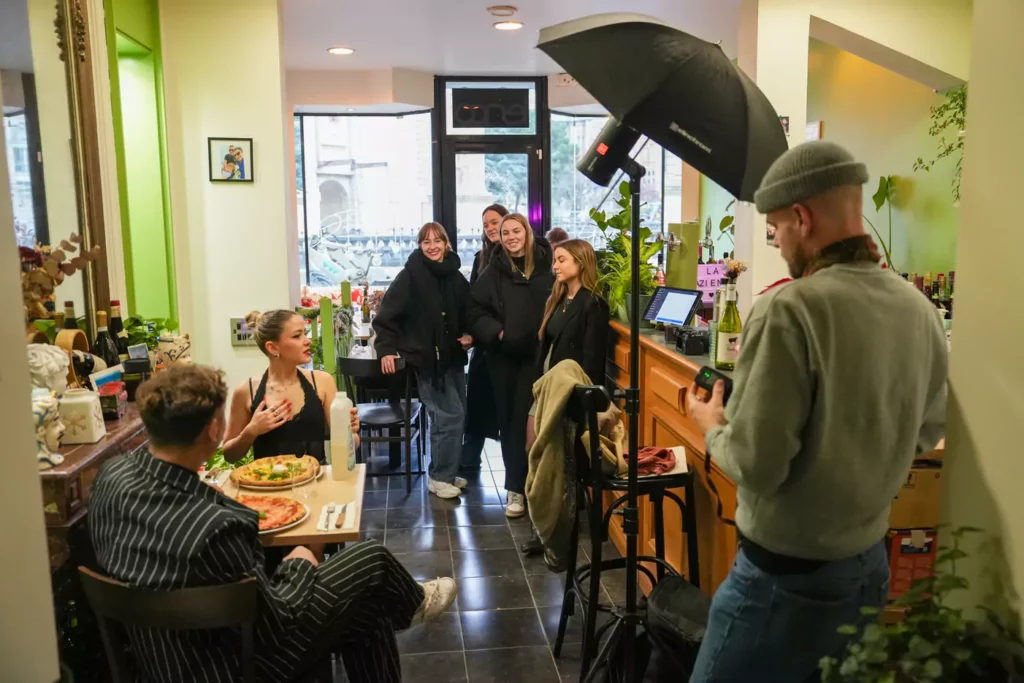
[110,299,121,306]
[64,300,74,307]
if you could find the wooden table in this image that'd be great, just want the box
[218,464,366,546]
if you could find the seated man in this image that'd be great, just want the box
[89,365,456,683]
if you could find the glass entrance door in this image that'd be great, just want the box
[441,143,541,276]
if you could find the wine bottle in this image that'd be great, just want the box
[108,300,130,361]
[697,246,704,265]
[91,311,120,368]
[62,301,79,329]
[655,254,666,286]
[715,282,742,371]
[361,283,371,322]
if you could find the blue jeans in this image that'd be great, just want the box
[416,366,466,485]
[689,541,890,683]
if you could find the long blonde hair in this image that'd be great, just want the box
[539,239,600,340]
[500,213,536,279]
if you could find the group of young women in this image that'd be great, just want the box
[372,204,610,522]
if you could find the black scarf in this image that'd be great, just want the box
[407,250,462,379]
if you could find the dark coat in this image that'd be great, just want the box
[373,250,471,373]
[466,244,501,439]
[537,288,610,386]
[469,238,555,361]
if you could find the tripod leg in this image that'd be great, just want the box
[581,518,604,673]
[554,502,582,658]
[582,616,625,683]
[653,490,666,583]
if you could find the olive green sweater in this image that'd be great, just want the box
[705,263,947,561]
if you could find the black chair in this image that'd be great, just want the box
[78,567,335,683]
[338,356,424,494]
[552,384,701,682]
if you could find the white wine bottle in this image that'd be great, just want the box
[715,282,742,371]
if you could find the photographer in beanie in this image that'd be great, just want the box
[685,141,948,682]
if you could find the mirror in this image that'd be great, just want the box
[2,0,109,340]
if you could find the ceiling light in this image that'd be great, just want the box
[327,46,354,56]
[346,108,356,112]
[487,5,517,17]
[494,20,524,31]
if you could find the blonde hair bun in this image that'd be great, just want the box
[244,310,263,330]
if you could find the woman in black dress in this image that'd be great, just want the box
[461,203,507,472]
[470,213,554,518]
[222,309,358,463]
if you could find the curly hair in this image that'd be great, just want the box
[136,365,228,447]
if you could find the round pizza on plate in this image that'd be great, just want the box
[230,454,321,488]
[236,494,307,533]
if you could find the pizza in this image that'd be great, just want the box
[236,494,307,532]
[230,455,320,488]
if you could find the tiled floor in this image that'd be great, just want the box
[358,440,625,683]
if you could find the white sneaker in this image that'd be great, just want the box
[428,477,461,499]
[506,492,526,518]
[409,577,457,627]
[453,476,468,489]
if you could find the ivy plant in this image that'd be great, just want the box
[914,84,967,205]
[820,527,1024,683]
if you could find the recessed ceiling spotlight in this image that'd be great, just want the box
[346,108,356,112]
[327,46,355,56]
[493,20,524,31]
[487,5,517,17]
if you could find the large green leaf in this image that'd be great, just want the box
[719,215,735,232]
[872,176,889,212]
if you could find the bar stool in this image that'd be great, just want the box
[552,384,701,681]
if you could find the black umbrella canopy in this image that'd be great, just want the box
[538,13,787,202]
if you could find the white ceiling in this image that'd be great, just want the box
[0,0,33,73]
[282,0,742,74]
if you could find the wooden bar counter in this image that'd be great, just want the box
[607,320,737,596]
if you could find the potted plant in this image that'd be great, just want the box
[820,527,1024,683]
[590,181,662,323]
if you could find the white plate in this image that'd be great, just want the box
[236,466,325,491]
[256,503,311,535]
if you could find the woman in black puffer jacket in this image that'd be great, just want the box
[470,213,554,518]
[461,204,507,472]
[373,222,473,500]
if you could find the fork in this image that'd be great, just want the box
[321,503,336,531]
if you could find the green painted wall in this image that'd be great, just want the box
[105,0,177,320]
[806,38,960,274]
[118,47,171,318]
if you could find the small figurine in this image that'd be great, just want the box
[32,391,65,470]
[26,343,70,395]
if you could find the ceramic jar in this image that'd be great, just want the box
[59,388,107,445]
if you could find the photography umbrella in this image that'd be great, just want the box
[538,13,787,683]
[538,13,787,201]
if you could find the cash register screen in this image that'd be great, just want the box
[642,287,702,326]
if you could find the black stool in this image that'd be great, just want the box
[553,384,701,682]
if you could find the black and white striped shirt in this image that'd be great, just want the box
[89,448,325,682]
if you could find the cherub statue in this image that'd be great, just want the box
[32,392,65,470]
[27,343,70,395]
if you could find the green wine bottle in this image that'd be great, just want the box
[715,283,742,371]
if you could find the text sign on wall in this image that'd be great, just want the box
[451,88,530,128]
[697,263,725,304]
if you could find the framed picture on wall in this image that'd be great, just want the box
[208,137,254,183]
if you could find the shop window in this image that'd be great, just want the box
[296,112,433,288]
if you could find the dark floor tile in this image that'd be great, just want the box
[448,505,510,527]
[450,525,515,551]
[464,646,560,683]
[361,490,389,510]
[458,574,535,611]
[456,486,503,506]
[460,608,547,650]
[599,568,628,606]
[387,489,429,509]
[540,603,590,646]
[385,527,451,553]
[508,521,538,544]
[392,551,454,581]
[454,549,524,578]
[521,549,560,576]
[389,473,427,490]
[551,648,585,682]
[528,573,571,607]
[455,469,492,486]
[399,651,467,682]
[360,509,387,533]
[387,505,445,529]
[362,475,389,491]
[360,529,385,544]
[396,611,463,654]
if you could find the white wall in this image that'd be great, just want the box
[0,76,61,683]
[942,0,1024,623]
[734,0,973,312]
[161,0,291,390]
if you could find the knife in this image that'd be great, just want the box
[334,503,348,529]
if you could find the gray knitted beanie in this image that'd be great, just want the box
[754,141,869,214]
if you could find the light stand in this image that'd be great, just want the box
[576,118,647,683]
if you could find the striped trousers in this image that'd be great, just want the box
[305,540,424,683]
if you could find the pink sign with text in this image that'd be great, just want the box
[697,263,725,304]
